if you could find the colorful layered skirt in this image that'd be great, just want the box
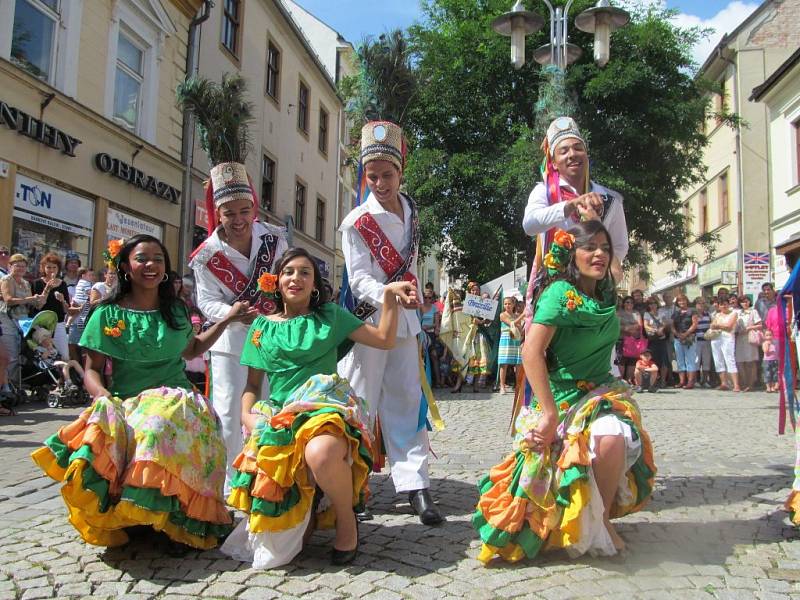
[472,380,656,563]
[221,374,373,569]
[31,387,232,549]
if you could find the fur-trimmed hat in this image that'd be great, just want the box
[546,117,586,157]
[210,162,254,208]
[360,121,404,170]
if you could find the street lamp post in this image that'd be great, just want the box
[492,0,629,70]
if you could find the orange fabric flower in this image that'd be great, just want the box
[566,300,576,311]
[116,320,126,330]
[553,230,575,249]
[251,329,262,348]
[257,272,278,294]
[108,239,125,259]
[543,253,561,271]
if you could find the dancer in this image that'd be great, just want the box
[222,247,416,567]
[473,222,655,563]
[338,121,443,525]
[31,235,253,553]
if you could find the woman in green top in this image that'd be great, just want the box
[32,235,254,554]
[473,221,656,564]
[221,247,416,569]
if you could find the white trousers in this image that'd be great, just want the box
[711,333,737,373]
[210,351,267,495]
[338,336,430,492]
[53,322,69,361]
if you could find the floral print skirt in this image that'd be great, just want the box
[31,387,232,549]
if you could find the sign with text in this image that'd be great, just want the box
[462,293,498,320]
[106,207,162,242]
[14,174,94,230]
[743,251,771,295]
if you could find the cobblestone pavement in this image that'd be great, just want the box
[1,386,800,599]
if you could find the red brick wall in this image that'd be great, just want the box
[748,0,800,48]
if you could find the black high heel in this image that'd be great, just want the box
[330,517,358,566]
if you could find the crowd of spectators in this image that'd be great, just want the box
[0,245,202,412]
[616,283,781,393]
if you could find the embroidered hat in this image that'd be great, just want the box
[210,161,254,208]
[360,121,404,170]
[546,117,586,157]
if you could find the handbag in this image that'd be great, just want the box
[622,318,648,358]
[748,329,763,345]
[703,328,721,341]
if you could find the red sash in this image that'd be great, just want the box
[354,212,418,287]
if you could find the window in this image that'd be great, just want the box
[295,181,306,231]
[719,173,729,225]
[699,188,708,234]
[221,0,240,57]
[266,42,280,101]
[315,197,326,242]
[11,0,59,82]
[318,106,329,155]
[113,31,144,133]
[795,120,800,184]
[298,81,309,133]
[261,154,275,213]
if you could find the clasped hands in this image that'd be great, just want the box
[566,192,605,221]
[385,281,419,308]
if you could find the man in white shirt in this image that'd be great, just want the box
[338,121,443,525]
[191,162,287,493]
[523,117,628,281]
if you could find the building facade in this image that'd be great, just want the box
[646,0,799,299]
[189,0,346,282]
[751,47,800,287]
[0,0,203,273]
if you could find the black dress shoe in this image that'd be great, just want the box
[330,520,359,566]
[408,489,444,525]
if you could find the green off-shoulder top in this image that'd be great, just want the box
[80,304,193,399]
[532,279,620,407]
[241,303,364,411]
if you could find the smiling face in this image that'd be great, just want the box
[574,231,611,282]
[123,241,166,290]
[365,159,401,205]
[278,255,316,309]
[553,138,587,182]
[10,259,27,277]
[217,198,254,243]
[42,261,59,280]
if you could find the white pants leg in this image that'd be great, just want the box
[339,336,429,492]
[210,351,268,495]
[53,322,69,362]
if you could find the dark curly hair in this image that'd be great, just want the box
[103,234,187,330]
[531,220,616,312]
[272,247,329,312]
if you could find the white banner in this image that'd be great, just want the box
[743,251,771,296]
[14,174,94,228]
[106,207,162,242]
[462,293,498,320]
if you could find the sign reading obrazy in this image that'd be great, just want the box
[94,153,181,204]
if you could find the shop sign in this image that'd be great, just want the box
[94,153,181,203]
[0,100,81,156]
[743,251,771,295]
[312,256,331,280]
[195,198,209,229]
[106,207,162,241]
[697,252,738,286]
[14,174,94,229]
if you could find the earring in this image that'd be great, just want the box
[274,290,282,299]
[162,273,168,282]
[124,272,131,282]
[311,289,320,301]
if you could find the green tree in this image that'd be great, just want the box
[404,0,714,282]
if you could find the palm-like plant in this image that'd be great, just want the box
[176,73,253,167]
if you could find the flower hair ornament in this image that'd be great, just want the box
[103,239,125,270]
[542,230,575,275]
[257,271,279,298]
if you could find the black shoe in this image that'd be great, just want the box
[355,507,373,522]
[408,489,444,526]
[330,520,358,566]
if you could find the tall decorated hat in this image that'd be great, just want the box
[360,120,404,171]
[177,73,256,233]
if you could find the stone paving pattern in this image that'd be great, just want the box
[1,387,800,599]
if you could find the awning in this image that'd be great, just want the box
[646,263,698,295]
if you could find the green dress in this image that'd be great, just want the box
[225,303,374,568]
[472,280,656,563]
[31,304,232,550]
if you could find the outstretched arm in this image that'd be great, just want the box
[348,281,417,350]
[182,301,258,359]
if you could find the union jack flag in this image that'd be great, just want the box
[744,252,770,265]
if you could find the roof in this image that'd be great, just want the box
[750,46,800,101]
[697,0,769,75]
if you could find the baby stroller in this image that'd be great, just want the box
[18,310,89,408]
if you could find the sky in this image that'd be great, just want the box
[293,0,761,66]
